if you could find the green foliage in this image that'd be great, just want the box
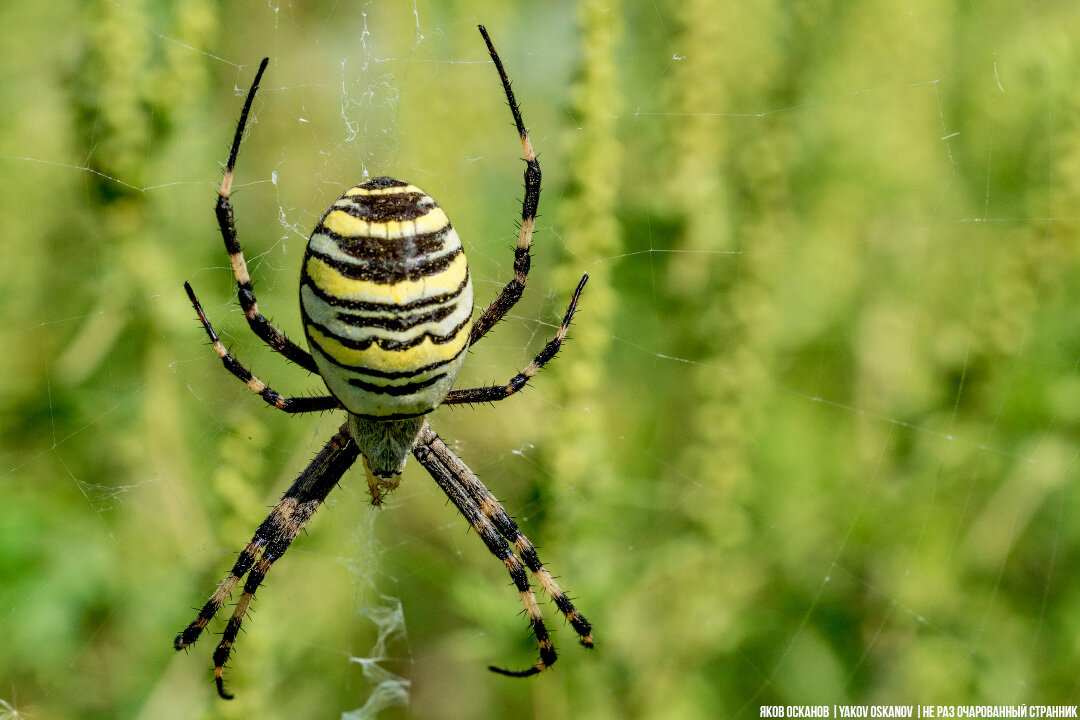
[3,0,1080,718]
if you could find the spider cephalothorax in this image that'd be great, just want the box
[174,25,593,700]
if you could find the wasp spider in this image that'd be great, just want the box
[175,26,593,699]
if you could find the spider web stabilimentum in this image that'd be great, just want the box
[3,0,1080,718]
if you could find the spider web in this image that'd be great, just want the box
[2,0,1079,719]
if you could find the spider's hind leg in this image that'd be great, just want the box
[214,57,320,374]
[184,283,341,414]
[468,25,543,346]
[442,274,587,407]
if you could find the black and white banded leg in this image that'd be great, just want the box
[417,424,593,649]
[215,57,319,374]
[470,25,543,346]
[185,282,341,414]
[412,425,554,676]
[443,274,587,406]
[174,424,360,699]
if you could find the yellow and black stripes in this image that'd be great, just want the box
[443,273,588,406]
[301,177,474,418]
[179,27,593,699]
[184,283,342,414]
[175,424,359,699]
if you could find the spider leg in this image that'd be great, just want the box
[185,283,341,413]
[417,424,593,646]
[217,58,319,374]
[443,274,587,406]
[174,423,359,699]
[469,25,541,346]
[412,422,556,677]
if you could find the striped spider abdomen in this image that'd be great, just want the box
[301,177,474,420]
[176,28,593,698]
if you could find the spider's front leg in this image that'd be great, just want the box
[418,426,593,648]
[175,424,359,699]
[413,427,556,676]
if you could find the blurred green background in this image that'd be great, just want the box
[3,0,1080,718]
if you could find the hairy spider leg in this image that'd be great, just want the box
[215,57,320,373]
[468,25,543,346]
[184,283,341,413]
[413,423,556,676]
[175,424,360,699]
[443,274,588,405]
[418,425,593,646]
